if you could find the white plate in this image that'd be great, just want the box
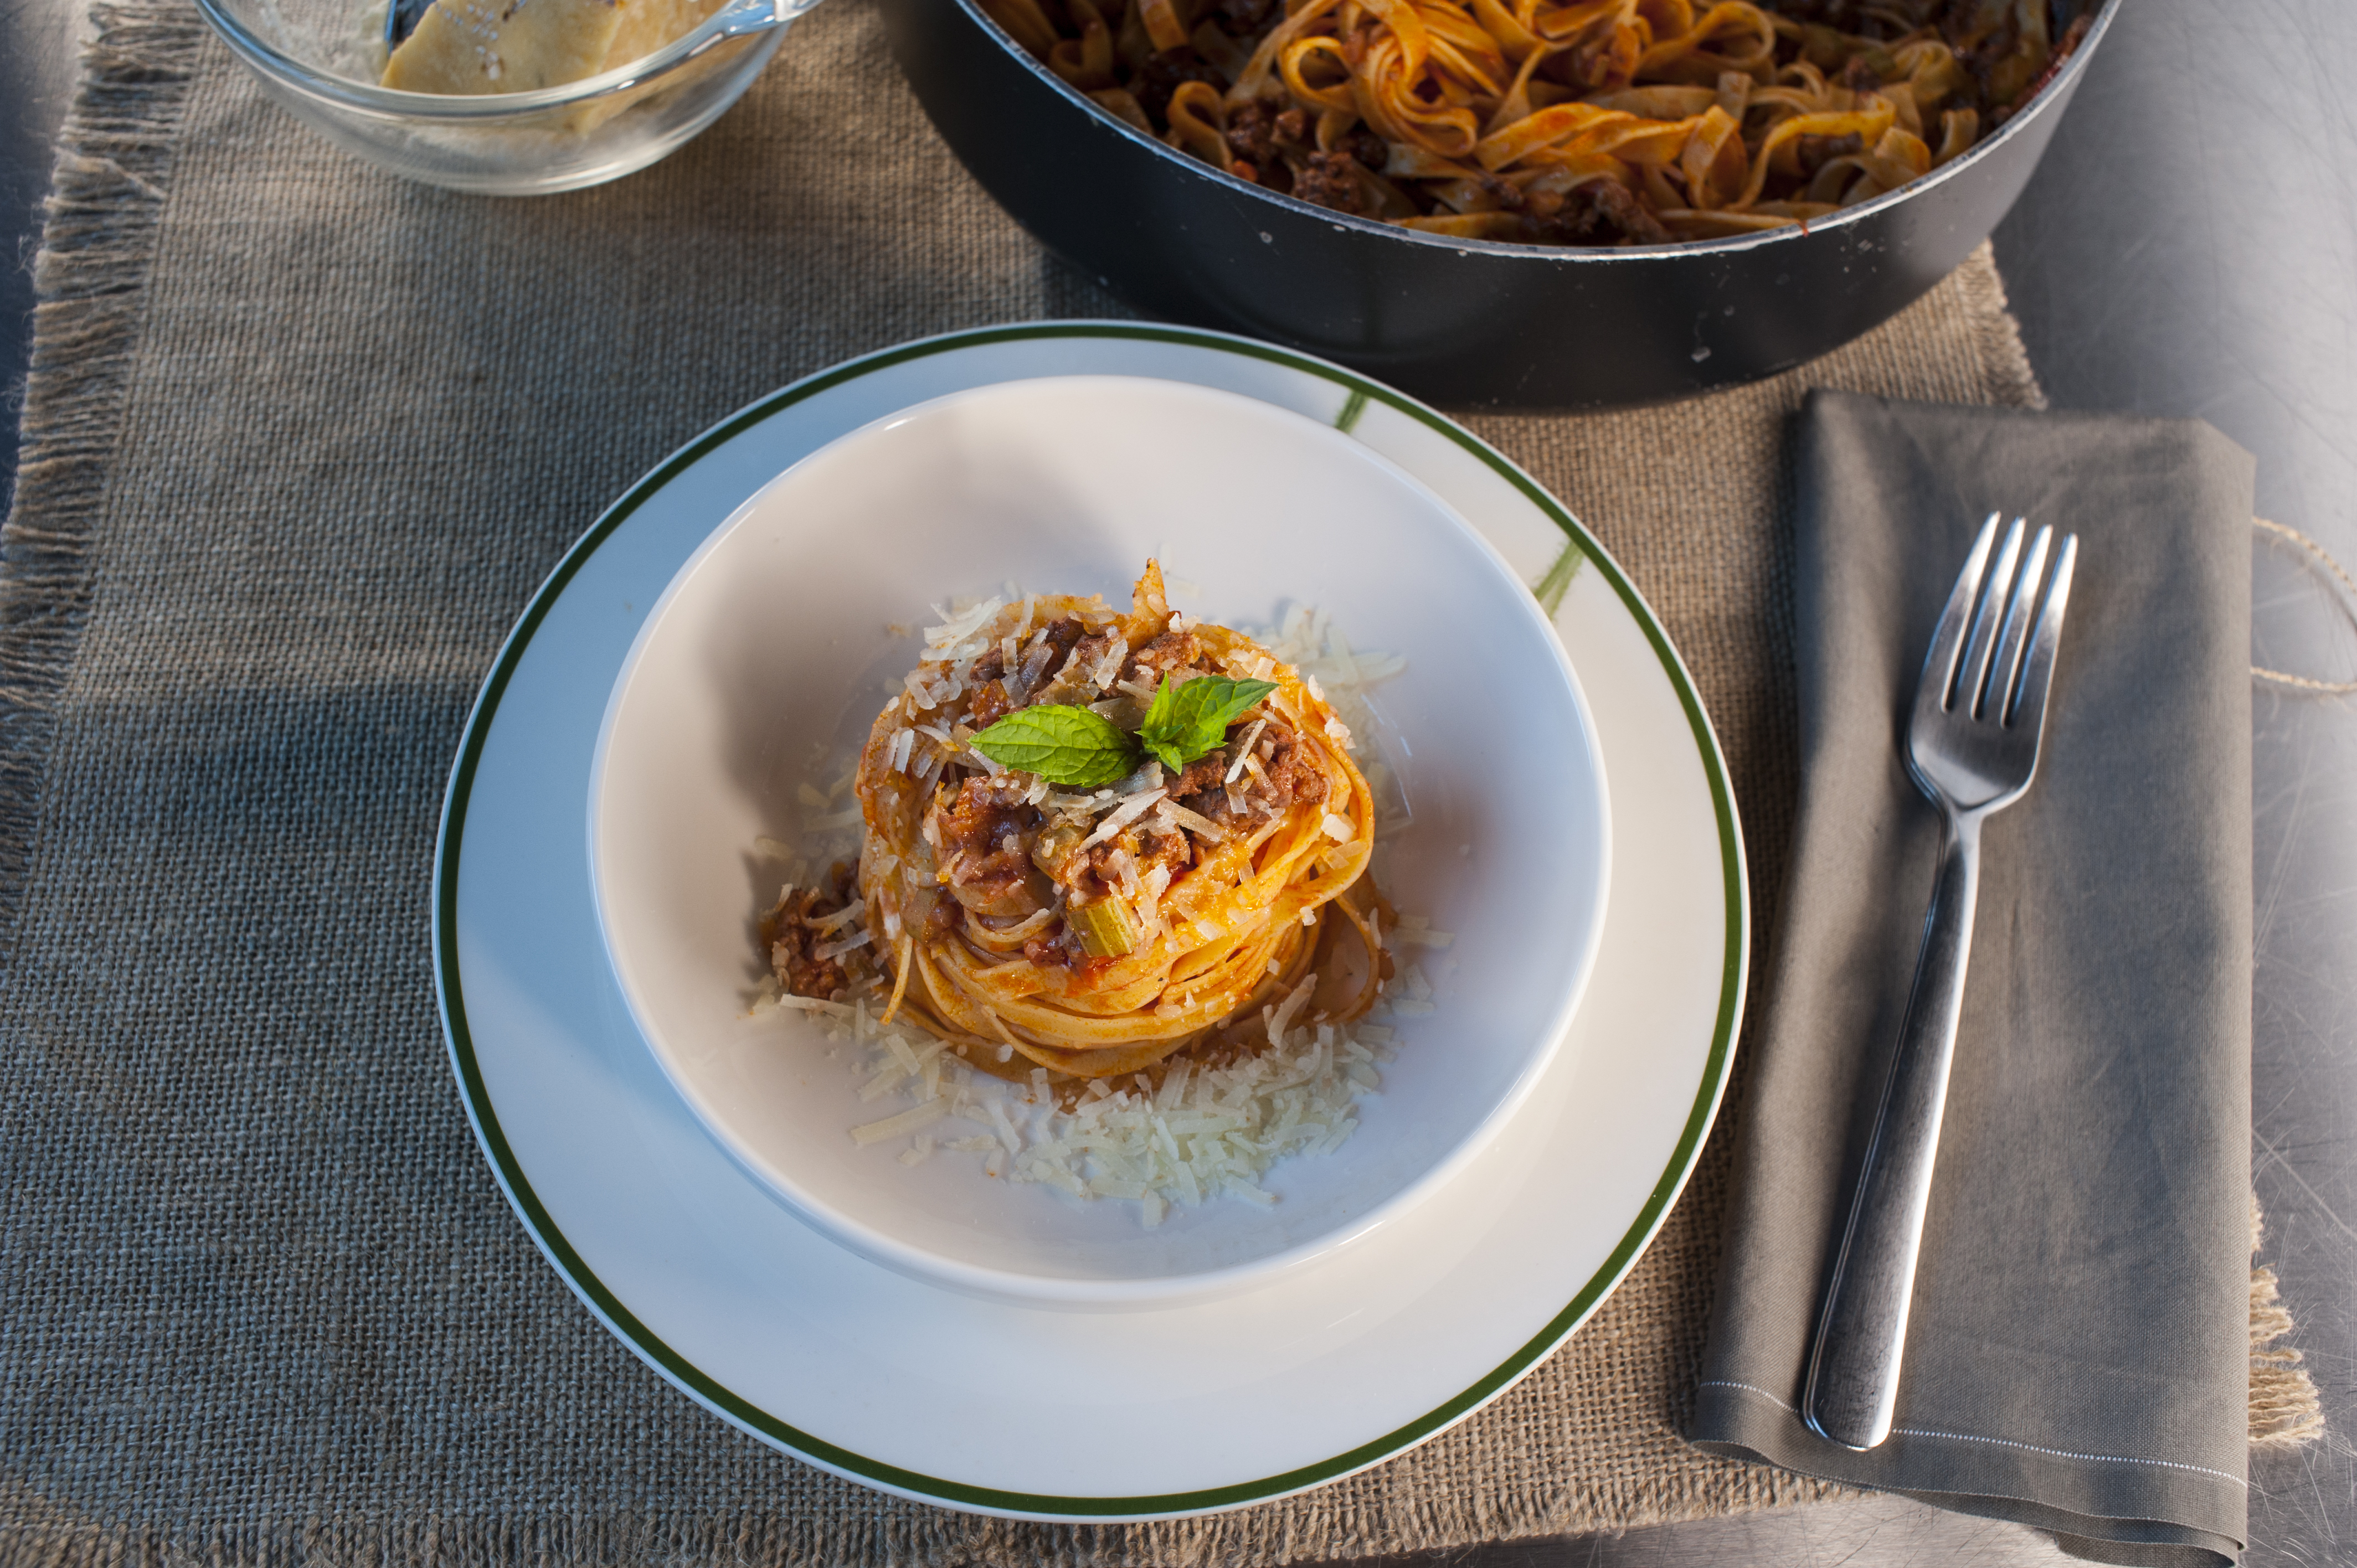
[588,374,1610,1308]
[434,323,1746,1521]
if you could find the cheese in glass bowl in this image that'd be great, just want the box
[193,0,821,193]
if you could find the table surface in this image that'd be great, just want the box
[3,4,2351,1564]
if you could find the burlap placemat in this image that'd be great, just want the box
[0,0,2312,1563]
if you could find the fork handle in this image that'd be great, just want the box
[1803,809,1983,1451]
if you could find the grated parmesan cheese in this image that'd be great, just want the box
[1078,788,1166,850]
[811,927,873,961]
[810,897,865,935]
[1391,915,1456,948]
[851,1098,948,1146]
[802,982,1396,1225]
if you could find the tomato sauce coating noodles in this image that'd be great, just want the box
[765,564,1391,1084]
[978,0,2092,246]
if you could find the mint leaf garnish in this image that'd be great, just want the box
[969,704,1139,787]
[1136,675,1278,775]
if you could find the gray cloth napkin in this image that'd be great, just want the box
[1689,391,2257,1567]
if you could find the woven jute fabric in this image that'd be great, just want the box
[0,0,2302,1562]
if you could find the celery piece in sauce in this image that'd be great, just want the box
[1069,896,1143,958]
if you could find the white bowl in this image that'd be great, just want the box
[588,375,1609,1308]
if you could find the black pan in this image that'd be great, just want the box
[881,0,2120,410]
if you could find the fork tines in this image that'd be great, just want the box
[1929,513,2080,729]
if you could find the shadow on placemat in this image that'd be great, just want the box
[0,0,2309,1562]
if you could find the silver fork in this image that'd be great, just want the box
[1802,512,2080,1452]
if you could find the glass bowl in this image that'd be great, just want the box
[193,0,820,193]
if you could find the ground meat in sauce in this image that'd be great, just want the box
[1224,102,1319,196]
[1075,820,1193,901]
[1223,99,1286,168]
[1335,127,1390,174]
[1476,174,1526,212]
[1292,151,1377,217]
[1134,822,1192,880]
[933,774,1048,919]
[1176,714,1326,828]
[967,677,1015,730]
[1262,721,1330,807]
[1525,179,1673,247]
[1067,627,1125,678]
[1121,627,1201,687]
[765,860,856,1000]
[1036,617,1086,675]
[1031,624,1128,709]
[1169,748,1228,799]
[1130,48,1222,127]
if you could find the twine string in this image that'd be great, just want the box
[2252,517,2357,694]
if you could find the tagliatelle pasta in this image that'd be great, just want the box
[762,564,1393,1084]
[979,0,2092,246]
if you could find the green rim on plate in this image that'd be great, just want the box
[431,322,1746,1519]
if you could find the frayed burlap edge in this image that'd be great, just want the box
[0,0,204,937]
[2249,1194,2324,1451]
[1948,238,2047,412]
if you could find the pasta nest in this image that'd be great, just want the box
[854,588,1385,1082]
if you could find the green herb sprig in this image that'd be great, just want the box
[969,673,1277,788]
[959,704,1136,788]
[1134,674,1277,774]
